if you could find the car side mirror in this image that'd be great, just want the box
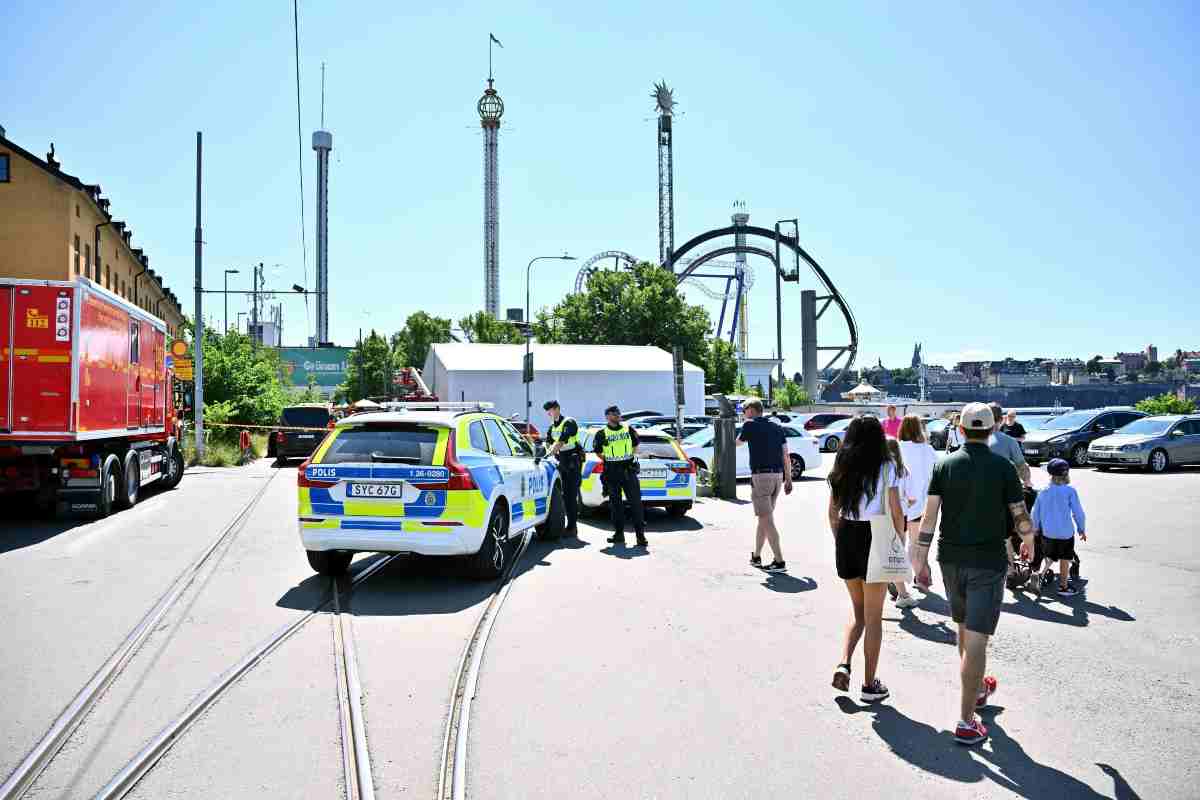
[1171,429,1185,437]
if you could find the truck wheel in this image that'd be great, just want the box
[466,505,509,579]
[306,550,352,576]
[536,482,565,541]
[163,445,185,489]
[97,456,119,518]
[116,453,140,509]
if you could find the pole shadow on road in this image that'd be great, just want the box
[834,698,1139,798]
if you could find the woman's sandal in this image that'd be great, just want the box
[832,663,851,692]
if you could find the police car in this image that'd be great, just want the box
[576,427,697,517]
[297,404,564,578]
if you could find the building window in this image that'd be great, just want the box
[74,235,81,275]
[129,321,140,364]
[0,154,9,182]
[105,265,110,290]
[84,243,91,278]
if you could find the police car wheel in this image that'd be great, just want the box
[536,482,565,541]
[667,502,692,518]
[307,550,352,576]
[467,506,509,579]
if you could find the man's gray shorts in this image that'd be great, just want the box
[940,562,1006,635]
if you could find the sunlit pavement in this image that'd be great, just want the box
[2,458,1196,798]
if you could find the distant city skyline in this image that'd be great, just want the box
[2,1,1196,373]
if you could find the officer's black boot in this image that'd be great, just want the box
[607,530,626,545]
[635,530,648,548]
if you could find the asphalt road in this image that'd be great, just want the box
[1,457,1196,799]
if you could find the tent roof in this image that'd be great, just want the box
[846,382,883,395]
[428,343,703,373]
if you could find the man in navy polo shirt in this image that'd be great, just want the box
[737,398,793,571]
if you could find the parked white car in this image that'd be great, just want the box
[576,429,697,517]
[681,424,822,480]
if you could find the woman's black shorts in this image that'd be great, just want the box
[1042,536,1076,561]
[835,519,871,580]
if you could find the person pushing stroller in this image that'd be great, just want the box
[1031,458,1087,596]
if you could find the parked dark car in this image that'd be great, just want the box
[1020,407,1147,466]
[795,412,852,432]
[270,404,333,464]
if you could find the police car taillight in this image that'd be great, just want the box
[443,434,477,491]
[297,458,335,489]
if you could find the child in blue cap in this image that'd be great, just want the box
[1030,458,1087,596]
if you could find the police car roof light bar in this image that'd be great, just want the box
[383,402,495,412]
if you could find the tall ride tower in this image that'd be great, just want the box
[653,81,676,267]
[479,72,504,316]
[312,124,332,343]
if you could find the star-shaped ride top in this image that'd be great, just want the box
[652,80,676,116]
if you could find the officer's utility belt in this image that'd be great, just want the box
[558,447,583,458]
[605,456,634,463]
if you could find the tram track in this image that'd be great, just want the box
[0,468,281,800]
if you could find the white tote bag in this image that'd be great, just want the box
[865,464,912,584]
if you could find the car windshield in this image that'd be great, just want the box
[281,407,330,428]
[1017,415,1054,430]
[319,425,439,464]
[1117,417,1176,436]
[1040,411,1096,430]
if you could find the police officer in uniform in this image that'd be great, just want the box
[592,405,647,548]
[543,400,581,537]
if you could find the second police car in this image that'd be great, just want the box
[576,427,697,517]
[297,404,565,578]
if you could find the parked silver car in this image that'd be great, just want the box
[1087,415,1200,473]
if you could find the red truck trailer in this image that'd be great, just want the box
[0,277,184,516]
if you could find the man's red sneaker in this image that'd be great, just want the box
[976,675,998,707]
[955,717,988,746]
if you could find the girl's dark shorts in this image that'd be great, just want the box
[835,519,871,580]
[1042,536,1076,561]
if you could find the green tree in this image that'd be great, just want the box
[1145,360,1162,377]
[532,263,713,368]
[773,378,812,408]
[1086,355,1103,374]
[705,339,739,394]
[1104,367,1116,383]
[734,372,748,394]
[344,330,394,401]
[1135,393,1196,415]
[392,311,452,369]
[752,381,765,398]
[1127,370,1140,383]
[459,311,524,344]
[191,327,289,433]
[891,367,917,384]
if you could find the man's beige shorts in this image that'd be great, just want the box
[750,471,784,516]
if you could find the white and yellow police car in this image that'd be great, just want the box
[298,404,564,578]
[576,427,697,517]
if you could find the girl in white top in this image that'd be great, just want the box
[895,416,937,608]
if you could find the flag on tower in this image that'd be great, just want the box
[490,33,503,47]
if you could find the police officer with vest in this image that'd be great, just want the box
[592,405,647,548]
[543,400,581,537]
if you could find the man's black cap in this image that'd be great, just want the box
[605,405,621,415]
[542,400,560,411]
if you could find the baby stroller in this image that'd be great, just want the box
[1006,486,1080,597]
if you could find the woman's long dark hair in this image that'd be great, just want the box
[828,416,890,520]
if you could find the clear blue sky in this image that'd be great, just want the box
[4,1,1196,371]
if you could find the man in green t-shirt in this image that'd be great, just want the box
[910,403,1035,747]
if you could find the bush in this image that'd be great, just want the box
[1135,393,1196,415]
[773,378,812,409]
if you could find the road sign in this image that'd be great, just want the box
[672,346,686,407]
[169,339,189,358]
[175,367,194,381]
[522,352,534,384]
[174,357,194,371]
[165,355,174,369]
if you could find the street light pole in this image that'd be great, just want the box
[223,269,239,333]
[524,254,575,431]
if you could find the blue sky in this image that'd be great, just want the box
[4,1,1196,371]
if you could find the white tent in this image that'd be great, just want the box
[422,344,706,421]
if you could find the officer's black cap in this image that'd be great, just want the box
[605,405,620,415]
[542,400,560,411]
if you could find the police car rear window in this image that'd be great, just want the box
[320,426,439,465]
[638,437,682,460]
